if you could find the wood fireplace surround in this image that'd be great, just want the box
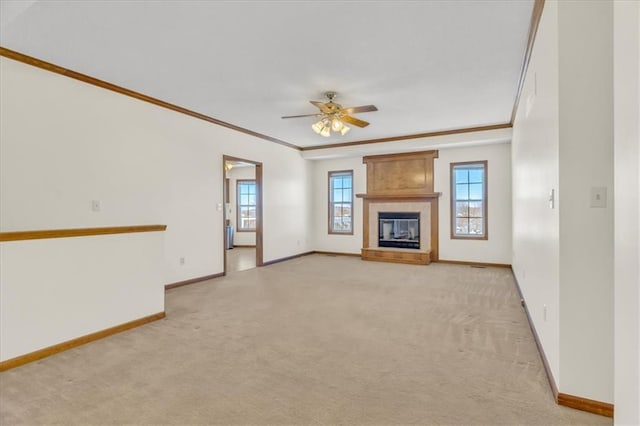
[356,150,440,265]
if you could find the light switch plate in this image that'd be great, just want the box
[590,187,607,208]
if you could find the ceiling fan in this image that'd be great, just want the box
[282,92,378,137]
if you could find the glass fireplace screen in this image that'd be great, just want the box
[378,212,420,249]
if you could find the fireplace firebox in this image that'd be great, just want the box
[378,212,420,249]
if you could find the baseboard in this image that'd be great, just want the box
[313,251,361,257]
[231,244,256,248]
[558,393,614,417]
[510,270,614,418]
[510,270,559,399]
[262,251,314,266]
[437,259,512,268]
[165,273,224,290]
[0,312,166,372]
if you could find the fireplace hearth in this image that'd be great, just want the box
[378,212,420,249]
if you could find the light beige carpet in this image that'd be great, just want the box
[0,255,611,425]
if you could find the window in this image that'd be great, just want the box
[451,161,487,239]
[329,170,353,234]
[237,179,256,231]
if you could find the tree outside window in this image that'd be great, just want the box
[450,161,487,239]
[329,170,353,234]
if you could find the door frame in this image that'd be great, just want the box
[222,155,263,273]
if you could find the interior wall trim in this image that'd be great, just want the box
[557,393,614,418]
[261,251,315,266]
[0,225,167,242]
[1,0,540,155]
[511,269,613,417]
[437,259,511,268]
[510,0,546,123]
[165,273,225,290]
[0,46,298,151]
[0,312,166,372]
[511,270,559,399]
[0,47,518,154]
[300,123,512,151]
[168,252,352,286]
[313,251,362,258]
[222,155,264,271]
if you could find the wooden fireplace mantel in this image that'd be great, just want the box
[356,193,441,200]
[359,150,440,265]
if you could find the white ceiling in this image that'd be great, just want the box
[0,0,534,149]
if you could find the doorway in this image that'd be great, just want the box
[223,155,263,274]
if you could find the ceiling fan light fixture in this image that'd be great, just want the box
[283,92,377,138]
[331,118,343,132]
[320,126,331,137]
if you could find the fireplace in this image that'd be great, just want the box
[357,150,440,265]
[378,212,420,249]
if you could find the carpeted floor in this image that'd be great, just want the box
[0,255,611,425]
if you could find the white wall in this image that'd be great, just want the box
[311,144,512,264]
[613,1,640,424]
[512,0,616,405]
[0,55,314,360]
[227,166,256,246]
[160,107,312,279]
[0,56,313,285]
[0,232,164,361]
[311,157,366,254]
[511,0,561,385]
[557,0,614,403]
[0,60,168,229]
[435,143,512,264]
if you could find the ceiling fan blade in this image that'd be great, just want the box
[281,113,322,119]
[310,100,325,109]
[341,105,378,115]
[341,115,370,128]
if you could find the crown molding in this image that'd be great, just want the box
[299,123,512,151]
[0,46,300,150]
[2,0,544,158]
[510,0,546,124]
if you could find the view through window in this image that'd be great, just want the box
[329,170,353,234]
[451,161,487,239]
[237,179,256,231]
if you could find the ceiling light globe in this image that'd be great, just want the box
[340,125,351,136]
[311,121,323,134]
[320,126,331,137]
[331,118,343,132]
